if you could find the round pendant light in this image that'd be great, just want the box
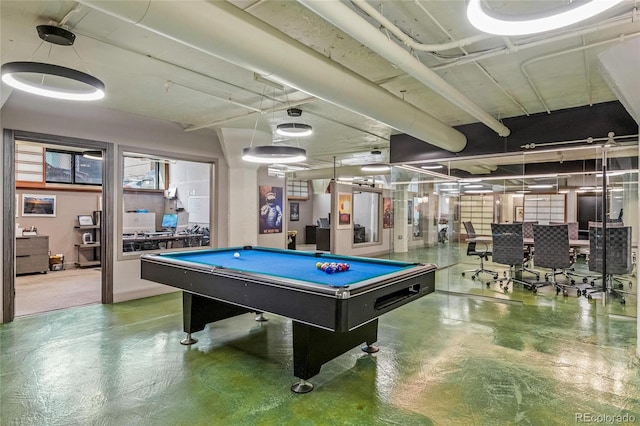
[1,25,105,101]
[275,123,313,137]
[466,0,625,36]
[361,163,391,172]
[242,146,307,164]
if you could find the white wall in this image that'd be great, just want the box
[1,91,230,308]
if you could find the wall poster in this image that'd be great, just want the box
[259,186,283,234]
[337,192,352,228]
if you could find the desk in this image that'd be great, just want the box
[123,233,204,251]
[140,246,436,393]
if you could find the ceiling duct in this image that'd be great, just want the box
[78,0,466,152]
[299,0,510,138]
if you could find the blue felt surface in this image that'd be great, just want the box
[159,247,412,287]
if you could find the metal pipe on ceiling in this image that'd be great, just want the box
[300,0,511,137]
[77,0,466,153]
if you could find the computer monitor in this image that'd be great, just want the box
[161,213,178,230]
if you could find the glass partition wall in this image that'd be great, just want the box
[388,138,637,316]
[119,151,214,257]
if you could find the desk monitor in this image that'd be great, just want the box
[162,213,178,231]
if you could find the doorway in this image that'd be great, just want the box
[3,130,114,322]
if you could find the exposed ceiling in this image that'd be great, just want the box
[1,0,639,178]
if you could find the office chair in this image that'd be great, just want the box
[585,225,634,304]
[461,221,498,280]
[531,224,577,297]
[548,222,585,284]
[520,221,540,280]
[486,223,536,293]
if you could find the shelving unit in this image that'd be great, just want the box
[459,195,495,236]
[74,211,101,268]
[523,194,566,223]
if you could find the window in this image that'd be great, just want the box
[287,179,309,199]
[120,151,214,255]
[123,156,164,189]
[45,149,102,185]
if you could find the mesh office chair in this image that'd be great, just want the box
[486,223,535,293]
[531,224,577,296]
[548,222,584,284]
[520,221,540,280]
[461,221,498,280]
[585,225,634,304]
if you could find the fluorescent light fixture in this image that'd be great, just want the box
[361,163,391,172]
[461,178,482,183]
[2,61,105,101]
[466,0,624,36]
[596,171,626,178]
[441,182,459,186]
[464,184,484,189]
[465,189,493,194]
[275,123,313,137]
[337,177,354,181]
[579,186,596,190]
[421,165,443,170]
[242,146,306,164]
[528,184,554,189]
[82,150,103,160]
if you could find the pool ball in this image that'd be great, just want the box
[316,262,322,269]
[233,252,240,258]
[325,266,334,274]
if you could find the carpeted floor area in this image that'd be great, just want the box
[15,268,101,317]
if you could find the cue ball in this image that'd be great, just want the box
[233,252,240,258]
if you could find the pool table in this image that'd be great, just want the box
[140,246,436,393]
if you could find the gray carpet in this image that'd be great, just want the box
[15,268,101,317]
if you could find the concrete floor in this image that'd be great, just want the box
[2,263,638,425]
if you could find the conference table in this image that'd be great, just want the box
[140,246,436,393]
[467,235,589,248]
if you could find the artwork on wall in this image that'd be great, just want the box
[515,206,524,222]
[383,197,393,228]
[290,202,299,221]
[78,215,94,226]
[259,186,283,234]
[337,192,352,228]
[407,200,413,224]
[22,194,56,217]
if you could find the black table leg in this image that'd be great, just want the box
[291,319,378,393]
[181,292,251,344]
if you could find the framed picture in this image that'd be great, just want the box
[383,197,394,228]
[515,206,524,222]
[22,194,56,217]
[289,202,299,221]
[78,215,94,226]
[337,192,352,228]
